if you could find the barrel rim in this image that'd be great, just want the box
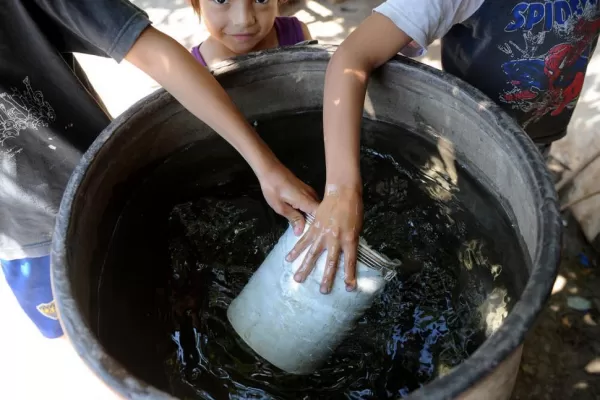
[51,44,561,400]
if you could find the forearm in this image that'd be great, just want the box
[323,14,412,189]
[125,26,278,178]
[322,47,366,188]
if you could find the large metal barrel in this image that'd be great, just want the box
[51,45,561,399]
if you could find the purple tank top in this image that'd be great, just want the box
[191,16,305,67]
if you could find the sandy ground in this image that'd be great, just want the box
[0,0,599,399]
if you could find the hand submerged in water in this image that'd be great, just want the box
[258,163,319,235]
[286,184,364,294]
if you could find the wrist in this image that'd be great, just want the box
[243,138,282,181]
[326,154,361,184]
[324,182,363,198]
[326,170,362,191]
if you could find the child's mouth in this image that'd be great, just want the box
[230,33,256,42]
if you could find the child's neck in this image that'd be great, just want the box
[201,25,279,68]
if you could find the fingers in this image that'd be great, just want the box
[293,236,325,283]
[279,204,306,236]
[294,192,319,217]
[343,241,358,292]
[283,185,319,216]
[307,186,319,201]
[321,244,341,294]
[286,227,314,262]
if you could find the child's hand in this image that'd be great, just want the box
[286,184,363,294]
[258,164,319,235]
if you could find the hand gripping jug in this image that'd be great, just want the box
[227,214,401,375]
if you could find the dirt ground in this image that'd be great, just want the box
[511,218,600,399]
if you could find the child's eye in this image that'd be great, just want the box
[255,0,270,3]
[212,0,229,4]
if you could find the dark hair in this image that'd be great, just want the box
[190,0,288,15]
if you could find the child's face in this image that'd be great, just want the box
[201,0,278,54]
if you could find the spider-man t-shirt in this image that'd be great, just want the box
[375,0,600,144]
[443,0,599,143]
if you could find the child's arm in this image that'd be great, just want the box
[286,13,411,294]
[125,27,318,232]
[288,0,483,293]
[36,0,318,233]
[321,13,412,192]
[126,27,275,174]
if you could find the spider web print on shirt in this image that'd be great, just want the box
[0,77,56,157]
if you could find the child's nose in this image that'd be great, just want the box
[232,3,256,28]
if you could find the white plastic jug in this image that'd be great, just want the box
[227,215,400,375]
